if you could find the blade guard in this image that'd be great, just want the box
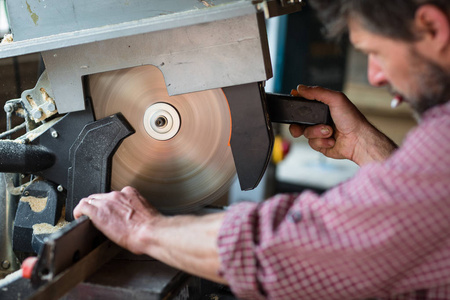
[223,83,274,191]
[225,83,332,191]
[66,113,135,221]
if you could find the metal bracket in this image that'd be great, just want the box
[20,71,57,123]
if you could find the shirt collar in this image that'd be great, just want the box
[421,100,450,121]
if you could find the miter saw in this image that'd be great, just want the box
[0,0,331,299]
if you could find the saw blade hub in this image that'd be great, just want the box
[144,102,181,141]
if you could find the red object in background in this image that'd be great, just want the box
[21,256,38,279]
[282,138,291,157]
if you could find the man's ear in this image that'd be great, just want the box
[414,5,450,54]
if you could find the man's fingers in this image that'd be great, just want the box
[289,124,305,137]
[73,198,98,219]
[296,84,346,107]
[309,137,336,150]
[290,124,334,141]
[303,125,334,139]
[121,186,139,197]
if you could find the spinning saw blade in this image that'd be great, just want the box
[89,65,236,213]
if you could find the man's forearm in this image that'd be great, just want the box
[138,212,228,284]
[354,123,398,165]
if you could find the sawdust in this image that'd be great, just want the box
[32,207,70,235]
[32,220,70,234]
[20,196,48,212]
[0,34,13,44]
[201,0,214,7]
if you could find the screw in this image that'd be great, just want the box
[57,185,64,192]
[51,129,59,138]
[1,260,10,270]
[24,191,30,196]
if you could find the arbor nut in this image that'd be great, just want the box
[1,260,11,270]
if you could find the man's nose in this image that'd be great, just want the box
[367,55,387,87]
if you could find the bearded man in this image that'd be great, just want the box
[74,1,450,299]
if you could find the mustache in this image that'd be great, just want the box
[386,85,400,97]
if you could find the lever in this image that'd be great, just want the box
[265,93,332,126]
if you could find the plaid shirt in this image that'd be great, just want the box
[218,101,450,300]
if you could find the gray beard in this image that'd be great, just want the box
[407,50,450,117]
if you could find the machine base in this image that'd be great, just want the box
[62,252,236,300]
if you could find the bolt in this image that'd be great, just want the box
[32,109,42,119]
[57,185,64,192]
[4,103,14,113]
[44,102,56,112]
[51,129,59,138]
[1,260,11,270]
[24,191,30,196]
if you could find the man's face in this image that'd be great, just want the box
[349,18,450,116]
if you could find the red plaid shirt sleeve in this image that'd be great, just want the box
[218,102,450,300]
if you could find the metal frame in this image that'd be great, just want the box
[1,1,256,58]
[40,12,272,113]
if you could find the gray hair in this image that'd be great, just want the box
[308,0,450,40]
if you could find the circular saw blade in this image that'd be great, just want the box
[89,65,236,213]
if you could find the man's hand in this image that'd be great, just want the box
[73,186,161,254]
[289,85,397,165]
[73,186,227,284]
